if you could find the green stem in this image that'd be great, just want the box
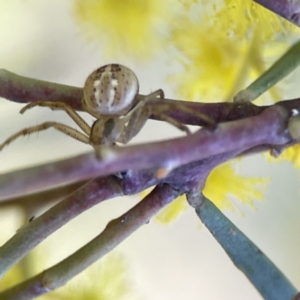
[234,40,300,102]
[0,177,123,279]
[0,184,179,300]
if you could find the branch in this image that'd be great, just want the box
[0,69,83,109]
[0,146,243,280]
[163,149,244,191]
[0,181,86,207]
[2,41,300,126]
[0,184,179,300]
[0,105,291,200]
[187,194,298,300]
[0,176,123,279]
[0,67,282,126]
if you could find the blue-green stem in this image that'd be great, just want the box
[190,194,298,300]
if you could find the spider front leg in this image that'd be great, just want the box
[0,101,92,151]
[117,108,152,144]
[153,111,191,135]
[118,89,192,143]
[0,122,90,151]
[122,89,164,124]
[155,102,215,128]
[143,91,197,134]
[21,101,91,135]
[118,90,164,144]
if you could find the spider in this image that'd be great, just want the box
[0,64,213,152]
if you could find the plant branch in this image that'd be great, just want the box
[187,194,298,300]
[0,3,298,298]
[0,67,291,126]
[0,105,291,200]
[0,69,83,109]
[0,146,243,280]
[0,181,87,207]
[0,184,179,300]
[0,176,123,279]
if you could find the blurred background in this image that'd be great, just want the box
[0,1,299,299]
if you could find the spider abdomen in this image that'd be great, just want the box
[83,64,139,116]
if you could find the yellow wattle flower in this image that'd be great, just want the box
[170,0,298,103]
[0,264,24,292]
[72,0,173,59]
[170,22,245,102]
[44,253,134,300]
[141,160,269,225]
[155,195,188,224]
[203,161,270,210]
[266,144,300,169]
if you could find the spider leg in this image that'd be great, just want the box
[155,112,191,135]
[157,102,214,126]
[0,122,90,151]
[116,90,164,144]
[123,89,164,123]
[118,108,151,144]
[119,89,196,143]
[21,101,91,135]
[172,103,215,126]
[119,106,191,144]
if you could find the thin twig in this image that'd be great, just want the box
[0,176,123,279]
[0,181,87,207]
[0,147,242,280]
[0,184,179,300]
[0,144,244,289]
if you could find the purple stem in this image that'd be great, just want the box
[0,145,244,282]
[0,69,83,110]
[1,68,300,126]
[0,105,291,200]
[0,68,284,126]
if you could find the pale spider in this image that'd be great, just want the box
[0,64,213,152]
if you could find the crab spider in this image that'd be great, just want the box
[0,64,213,152]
